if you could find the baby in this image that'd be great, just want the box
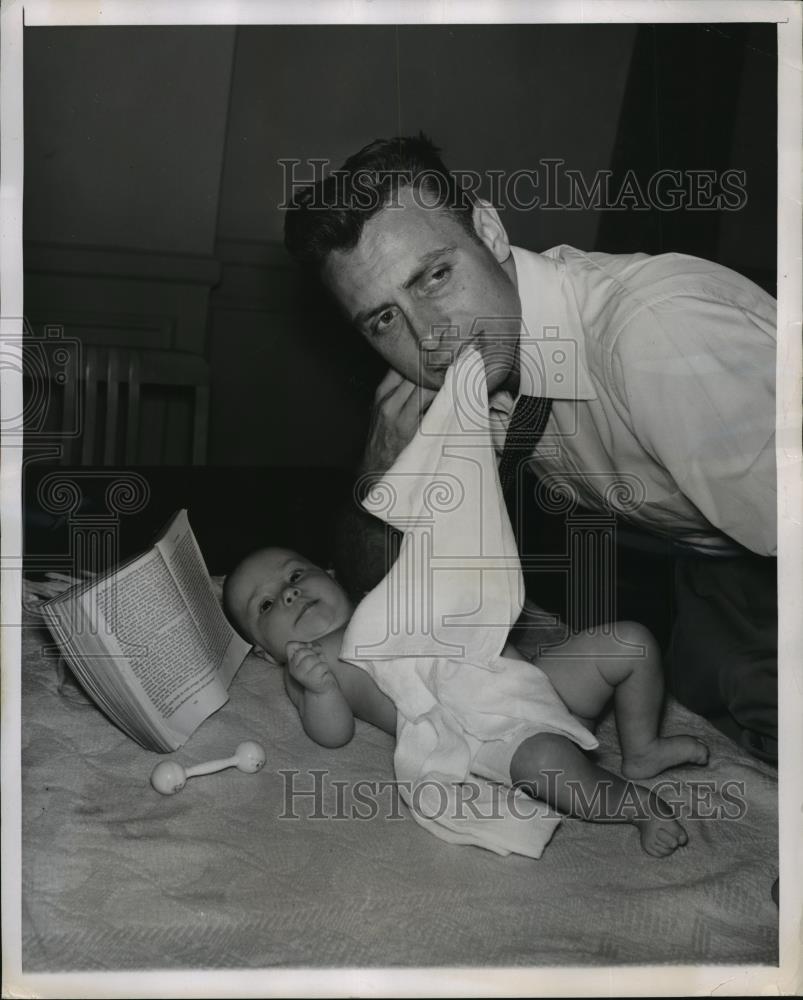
[224,547,709,857]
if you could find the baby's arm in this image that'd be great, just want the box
[285,641,355,748]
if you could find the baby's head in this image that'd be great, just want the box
[223,547,353,665]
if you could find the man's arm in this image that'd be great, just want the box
[333,369,435,599]
[332,499,400,601]
[613,294,777,556]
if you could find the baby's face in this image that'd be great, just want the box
[226,548,352,663]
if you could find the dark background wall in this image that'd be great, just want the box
[215,24,637,250]
[23,26,236,255]
[22,22,777,587]
[23,22,777,471]
[598,23,776,280]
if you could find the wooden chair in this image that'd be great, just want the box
[63,347,209,465]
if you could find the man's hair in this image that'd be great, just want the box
[283,133,479,272]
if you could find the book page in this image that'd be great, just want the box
[40,594,169,750]
[90,548,229,744]
[155,509,251,686]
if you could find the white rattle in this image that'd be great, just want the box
[150,740,266,795]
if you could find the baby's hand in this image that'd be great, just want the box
[286,641,337,694]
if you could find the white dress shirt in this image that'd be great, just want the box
[488,245,777,556]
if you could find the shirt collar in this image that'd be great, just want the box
[509,244,596,401]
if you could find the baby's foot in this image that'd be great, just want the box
[636,814,689,857]
[622,736,709,779]
[634,791,688,857]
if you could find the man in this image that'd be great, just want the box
[283,135,777,763]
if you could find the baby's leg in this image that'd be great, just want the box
[535,622,708,778]
[511,732,687,857]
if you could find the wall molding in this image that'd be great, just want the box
[23,242,222,356]
[24,241,221,287]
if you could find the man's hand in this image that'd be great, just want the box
[286,641,337,694]
[359,369,437,479]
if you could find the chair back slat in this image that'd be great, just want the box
[124,352,141,465]
[80,347,99,465]
[103,349,120,466]
[60,356,77,465]
[67,347,209,466]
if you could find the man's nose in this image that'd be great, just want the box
[282,586,301,607]
[420,321,461,367]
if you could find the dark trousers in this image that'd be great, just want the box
[667,552,778,764]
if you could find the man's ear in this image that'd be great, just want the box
[252,645,279,665]
[471,198,511,264]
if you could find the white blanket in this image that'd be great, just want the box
[341,348,596,858]
[20,578,779,968]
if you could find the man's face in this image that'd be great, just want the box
[322,187,522,393]
[226,548,353,664]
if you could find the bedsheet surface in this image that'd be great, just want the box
[20,582,778,970]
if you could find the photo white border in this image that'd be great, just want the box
[2,1,800,996]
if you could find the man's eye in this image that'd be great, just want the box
[259,598,273,614]
[428,265,451,286]
[373,309,397,335]
[289,569,303,583]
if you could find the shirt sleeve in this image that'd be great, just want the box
[610,292,777,556]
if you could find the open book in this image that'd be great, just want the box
[40,509,251,752]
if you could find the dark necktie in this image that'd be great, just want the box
[498,395,553,535]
